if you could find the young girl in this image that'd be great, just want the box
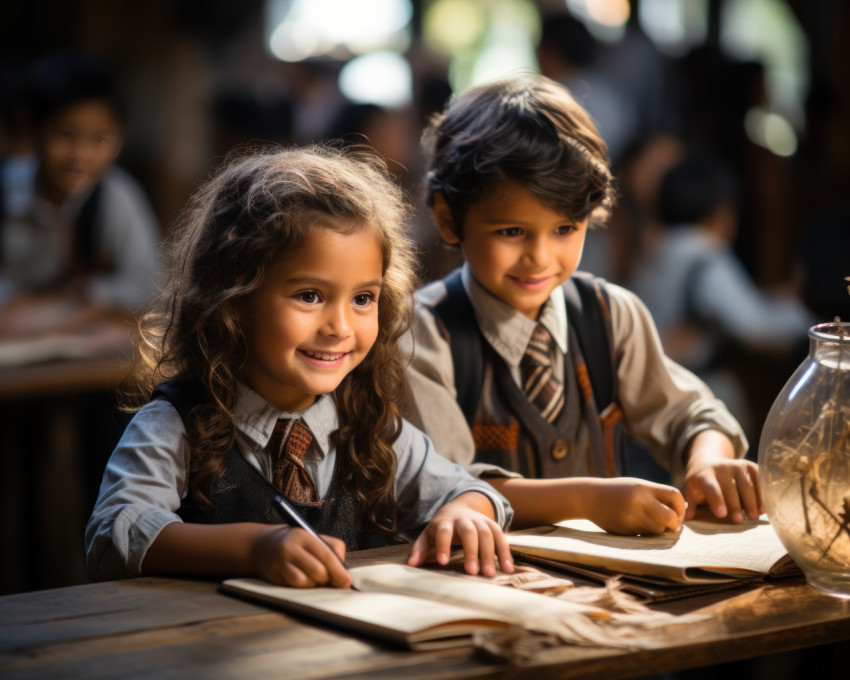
[85,145,514,588]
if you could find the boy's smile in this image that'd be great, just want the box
[238,226,383,413]
[434,181,589,319]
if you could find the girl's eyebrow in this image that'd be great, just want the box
[284,275,383,288]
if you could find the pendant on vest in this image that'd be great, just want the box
[551,438,568,460]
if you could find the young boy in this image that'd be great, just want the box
[0,50,160,334]
[401,75,762,534]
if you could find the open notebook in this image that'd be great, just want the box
[222,563,616,650]
[507,515,799,593]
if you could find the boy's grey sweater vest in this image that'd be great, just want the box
[428,270,627,479]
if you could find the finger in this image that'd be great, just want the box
[716,470,743,523]
[322,534,348,564]
[748,464,765,516]
[474,521,496,576]
[656,486,687,525]
[733,466,760,521]
[432,520,456,566]
[452,519,479,574]
[407,530,432,567]
[640,504,672,534]
[283,543,331,587]
[683,487,699,520]
[280,561,314,588]
[302,534,351,588]
[693,475,728,520]
[492,525,514,573]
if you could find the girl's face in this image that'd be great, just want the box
[239,225,383,413]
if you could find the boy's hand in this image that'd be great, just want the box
[683,430,764,522]
[407,491,514,576]
[587,478,686,534]
[252,526,352,588]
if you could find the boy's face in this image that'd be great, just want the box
[38,100,123,203]
[433,182,588,320]
[238,225,383,413]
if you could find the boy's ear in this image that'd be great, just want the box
[431,193,461,245]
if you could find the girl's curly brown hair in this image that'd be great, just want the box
[123,144,417,533]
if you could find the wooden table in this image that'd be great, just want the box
[1,545,848,680]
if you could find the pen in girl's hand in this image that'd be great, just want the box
[271,494,357,588]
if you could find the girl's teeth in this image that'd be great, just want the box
[306,351,343,360]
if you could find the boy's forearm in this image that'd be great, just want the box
[141,521,270,578]
[485,477,596,528]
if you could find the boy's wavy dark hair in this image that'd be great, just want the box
[124,144,417,534]
[422,74,616,236]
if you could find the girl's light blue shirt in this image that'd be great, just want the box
[85,385,513,580]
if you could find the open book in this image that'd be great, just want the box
[508,516,800,589]
[222,563,626,651]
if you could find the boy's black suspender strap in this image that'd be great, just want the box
[562,275,614,414]
[433,269,485,426]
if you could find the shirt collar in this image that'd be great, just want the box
[233,383,338,457]
[461,263,568,368]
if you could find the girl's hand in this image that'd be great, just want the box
[252,526,352,588]
[587,478,687,535]
[407,492,514,576]
[683,430,764,522]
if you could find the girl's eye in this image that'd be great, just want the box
[296,291,321,304]
[498,227,523,237]
[353,293,375,307]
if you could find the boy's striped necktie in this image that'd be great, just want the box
[520,323,564,423]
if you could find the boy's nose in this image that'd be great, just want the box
[524,236,552,267]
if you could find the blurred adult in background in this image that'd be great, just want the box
[0,51,161,338]
[630,152,814,442]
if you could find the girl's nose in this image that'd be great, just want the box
[323,304,352,337]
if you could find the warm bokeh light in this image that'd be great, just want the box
[425,0,539,93]
[745,107,798,157]
[338,51,413,107]
[639,0,708,56]
[423,0,486,57]
[267,0,411,61]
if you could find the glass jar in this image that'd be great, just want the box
[758,322,850,598]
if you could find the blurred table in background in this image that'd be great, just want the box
[0,315,134,595]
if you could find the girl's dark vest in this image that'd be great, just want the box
[428,270,626,478]
[153,382,369,552]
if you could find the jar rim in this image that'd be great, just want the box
[809,322,850,342]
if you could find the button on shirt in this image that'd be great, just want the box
[85,385,513,580]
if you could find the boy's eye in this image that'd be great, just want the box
[296,291,321,304]
[555,224,577,235]
[497,227,523,237]
[353,292,376,307]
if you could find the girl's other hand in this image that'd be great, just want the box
[253,526,352,588]
[407,491,514,576]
